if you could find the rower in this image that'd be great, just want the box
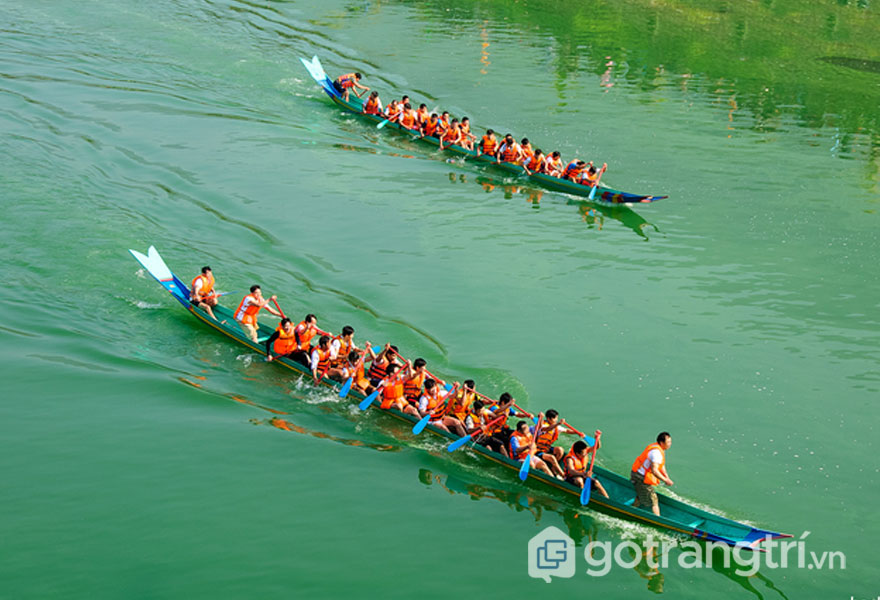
[458,117,476,150]
[290,314,319,367]
[565,440,609,497]
[479,129,498,156]
[533,409,567,478]
[334,349,371,392]
[399,103,418,131]
[309,335,333,384]
[190,266,218,320]
[333,71,369,102]
[448,379,476,424]
[579,164,600,187]
[523,149,544,176]
[380,363,420,416]
[403,357,427,405]
[439,111,451,131]
[367,344,401,389]
[416,103,430,128]
[510,420,555,477]
[265,317,297,362]
[421,113,442,138]
[543,151,564,177]
[418,379,466,436]
[496,134,522,164]
[362,91,382,115]
[234,285,282,343]
[384,99,402,124]
[520,138,534,165]
[330,326,357,369]
[631,432,673,516]
[439,119,462,150]
[469,399,507,456]
[562,159,588,182]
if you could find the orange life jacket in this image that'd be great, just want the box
[422,388,446,418]
[545,157,563,174]
[423,118,440,137]
[562,161,585,180]
[525,155,543,173]
[191,272,215,302]
[403,371,425,401]
[368,357,388,381]
[385,102,401,119]
[273,324,297,355]
[521,145,534,161]
[510,431,532,460]
[381,379,405,410]
[632,443,665,486]
[354,362,369,389]
[449,389,474,421]
[332,337,352,367]
[500,142,519,162]
[337,73,357,89]
[460,122,471,135]
[234,294,262,325]
[565,448,589,477]
[417,108,430,125]
[442,126,460,144]
[581,170,599,186]
[400,109,417,129]
[313,346,331,375]
[481,135,497,155]
[295,321,316,351]
[363,96,381,115]
[535,425,559,453]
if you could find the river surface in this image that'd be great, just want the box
[1,0,878,598]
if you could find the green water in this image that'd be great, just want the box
[2,0,878,598]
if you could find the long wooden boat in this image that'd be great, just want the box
[300,55,667,205]
[129,246,788,549]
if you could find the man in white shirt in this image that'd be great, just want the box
[630,432,673,516]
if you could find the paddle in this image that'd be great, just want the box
[202,290,236,301]
[271,298,286,319]
[519,413,545,481]
[413,383,458,435]
[339,343,373,398]
[562,421,596,447]
[588,163,608,201]
[447,413,507,452]
[581,430,602,506]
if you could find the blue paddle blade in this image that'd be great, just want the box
[339,377,353,398]
[581,477,592,505]
[359,389,379,410]
[447,433,473,452]
[588,185,598,201]
[582,434,596,446]
[377,119,390,129]
[519,456,531,481]
[443,383,453,391]
[413,413,431,435]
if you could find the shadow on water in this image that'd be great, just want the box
[418,467,789,598]
[447,172,659,239]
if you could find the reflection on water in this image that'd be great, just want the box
[449,172,660,239]
[418,467,788,598]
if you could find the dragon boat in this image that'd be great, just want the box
[130,246,787,548]
[300,55,667,205]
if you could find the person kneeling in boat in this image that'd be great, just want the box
[510,420,556,478]
[523,149,545,176]
[459,117,477,151]
[234,285,282,343]
[329,326,357,369]
[265,317,297,362]
[631,432,673,516]
[418,379,466,436]
[533,409,568,479]
[480,129,498,156]
[309,335,334,384]
[496,134,522,164]
[191,266,219,321]
[562,159,589,182]
[384,99,403,124]
[565,440,609,498]
[290,313,320,367]
[333,72,369,102]
[379,363,420,417]
[362,91,382,115]
[367,343,400,389]
[403,357,428,406]
[399,103,419,131]
[439,119,463,150]
[543,151,564,177]
[420,113,442,139]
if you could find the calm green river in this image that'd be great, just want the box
[2,0,878,598]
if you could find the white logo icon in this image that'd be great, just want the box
[528,525,576,583]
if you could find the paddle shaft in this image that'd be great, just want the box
[588,163,607,200]
[586,431,602,478]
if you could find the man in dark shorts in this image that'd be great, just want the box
[333,71,369,101]
[630,432,673,516]
[564,440,609,498]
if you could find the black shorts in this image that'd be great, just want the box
[369,377,382,388]
[290,350,310,367]
[333,80,344,95]
[565,476,600,489]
